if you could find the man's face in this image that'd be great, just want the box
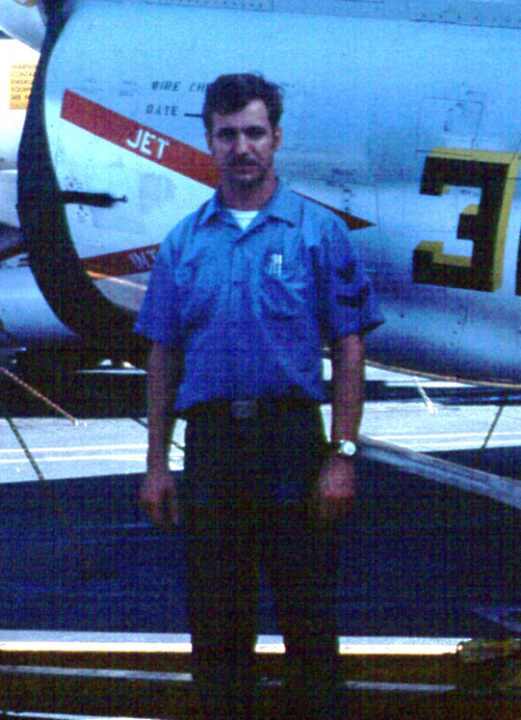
[206,99,282,194]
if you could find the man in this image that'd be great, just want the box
[135,73,382,719]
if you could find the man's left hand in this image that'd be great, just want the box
[316,454,356,521]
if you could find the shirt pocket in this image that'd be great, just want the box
[259,260,315,374]
[175,255,220,332]
[260,259,308,320]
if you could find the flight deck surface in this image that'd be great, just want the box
[1,364,521,640]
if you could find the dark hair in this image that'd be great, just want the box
[203,73,283,132]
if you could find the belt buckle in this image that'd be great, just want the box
[231,399,257,420]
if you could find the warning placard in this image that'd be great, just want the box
[10,63,36,110]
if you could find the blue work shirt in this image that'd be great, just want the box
[135,183,383,413]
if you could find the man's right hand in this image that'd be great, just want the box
[139,468,179,531]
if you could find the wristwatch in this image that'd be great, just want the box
[331,438,357,458]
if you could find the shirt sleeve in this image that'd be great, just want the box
[134,237,181,347]
[317,216,384,344]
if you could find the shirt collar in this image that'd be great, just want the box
[197,182,300,228]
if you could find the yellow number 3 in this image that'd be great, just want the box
[414,149,519,292]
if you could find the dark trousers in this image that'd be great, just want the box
[181,403,340,719]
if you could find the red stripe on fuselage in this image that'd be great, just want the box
[83,244,160,278]
[61,90,220,187]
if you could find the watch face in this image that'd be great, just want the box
[338,440,357,457]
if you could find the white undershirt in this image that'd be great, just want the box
[229,208,259,231]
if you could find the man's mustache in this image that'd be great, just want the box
[228,157,260,167]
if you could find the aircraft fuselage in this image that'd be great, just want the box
[16,0,521,381]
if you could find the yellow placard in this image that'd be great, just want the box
[10,63,36,110]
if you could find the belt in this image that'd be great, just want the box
[230,399,261,420]
[185,397,316,421]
